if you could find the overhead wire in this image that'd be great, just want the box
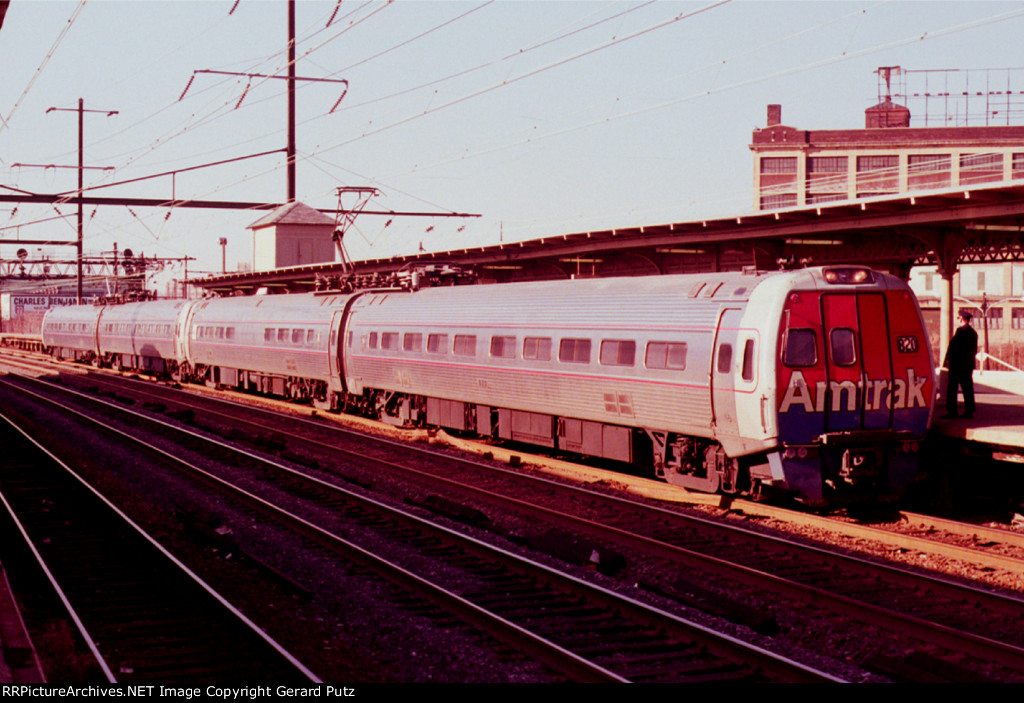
[0,0,88,140]
[327,0,661,116]
[14,0,649,221]
[367,4,1024,191]
[11,0,474,225]
[77,1,391,185]
[10,3,1024,265]
[305,1,733,158]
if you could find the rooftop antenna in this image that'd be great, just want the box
[876,66,901,102]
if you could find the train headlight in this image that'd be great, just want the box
[823,267,875,284]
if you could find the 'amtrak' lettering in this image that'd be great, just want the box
[779,368,929,413]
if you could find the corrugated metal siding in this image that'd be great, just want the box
[346,273,773,438]
[187,293,354,382]
[97,301,184,358]
[42,304,103,354]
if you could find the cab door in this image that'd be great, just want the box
[711,308,743,442]
[821,293,893,432]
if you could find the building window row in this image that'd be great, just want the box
[807,156,847,173]
[761,151,1024,210]
[1012,309,1024,330]
[857,155,899,172]
[760,157,797,174]
[1013,153,1024,178]
[759,193,797,209]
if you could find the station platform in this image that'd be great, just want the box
[933,369,1024,461]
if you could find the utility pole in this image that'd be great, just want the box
[47,99,118,303]
[287,0,296,201]
[186,0,349,204]
[219,237,228,274]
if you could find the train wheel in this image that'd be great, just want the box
[170,363,189,384]
[312,392,335,412]
[663,468,721,494]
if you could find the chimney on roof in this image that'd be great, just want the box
[767,104,782,127]
[865,100,910,128]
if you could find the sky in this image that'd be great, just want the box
[1,0,1023,288]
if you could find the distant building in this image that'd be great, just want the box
[249,201,337,272]
[750,101,1024,366]
[751,103,1024,210]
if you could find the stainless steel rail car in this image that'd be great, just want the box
[343,267,935,506]
[41,304,104,362]
[180,292,358,405]
[41,266,935,506]
[95,299,192,375]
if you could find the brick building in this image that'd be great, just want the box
[751,103,1024,210]
[750,102,1024,366]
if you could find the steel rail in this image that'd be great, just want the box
[28,370,1024,675]
[3,374,839,683]
[19,357,1024,595]
[27,363,1024,613]
[0,408,322,684]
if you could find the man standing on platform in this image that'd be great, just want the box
[943,310,978,419]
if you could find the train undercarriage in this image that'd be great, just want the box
[58,353,917,506]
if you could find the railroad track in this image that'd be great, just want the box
[0,372,838,683]
[0,410,320,684]
[16,365,1024,682]
[15,348,1024,566]
[732,502,1024,576]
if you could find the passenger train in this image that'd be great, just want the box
[41,266,935,507]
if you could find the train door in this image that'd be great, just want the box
[175,302,194,362]
[820,292,894,432]
[778,291,897,440]
[328,309,345,376]
[93,307,106,358]
[711,308,743,441]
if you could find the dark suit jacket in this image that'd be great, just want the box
[944,324,978,372]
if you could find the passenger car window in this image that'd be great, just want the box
[645,341,687,370]
[523,337,551,361]
[559,338,591,364]
[381,332,399,350]
[427,334,448,354]
[404,333,423,352]
[830,328,857,366]
[783,329,817,367]
[453,334,477,356]
[599,340,636,366]
[741,339,755,381]
[490,336,516,358]
[717,343,732,374]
